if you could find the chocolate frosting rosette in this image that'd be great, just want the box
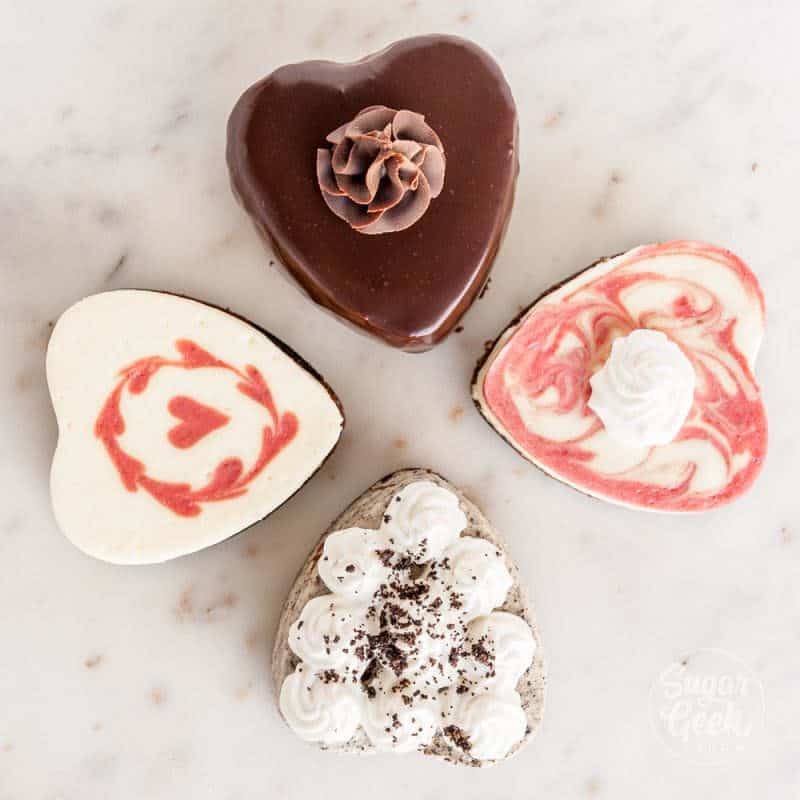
[316,105,446,235]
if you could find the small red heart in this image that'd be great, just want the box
[167,396,230,449]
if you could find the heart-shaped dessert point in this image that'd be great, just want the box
[473,241,768,512]
[47,290,344,564]
[273,469,545,766]
[227,35,518,351]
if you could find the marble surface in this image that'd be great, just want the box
[2,1,799,797]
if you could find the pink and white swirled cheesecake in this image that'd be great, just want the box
[473,242,767,512]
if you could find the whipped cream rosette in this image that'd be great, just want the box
[462,612,537,690]
[440,686,529,761]
[587,328,696,448]
[275,471,544,765]
[473,241,767,512]
[279,663,363,745]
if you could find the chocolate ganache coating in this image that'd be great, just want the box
[227,35,518,351]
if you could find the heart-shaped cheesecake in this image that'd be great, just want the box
[47,290,344,564]
[227,35,518,351]
[273,469,545,766]
[472,242,768,512]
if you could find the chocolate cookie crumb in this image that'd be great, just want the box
[444,724,472,751]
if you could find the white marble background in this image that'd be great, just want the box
[2,0,799,797]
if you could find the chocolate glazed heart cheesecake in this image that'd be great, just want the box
[227,35,518,351]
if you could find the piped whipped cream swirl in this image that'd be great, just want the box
[318,527,390,600]
[444,537,514,620]
[288,595,372,677]
[383,481,467,561]
[441,688,528,761]
[362,672,440,752]
[280,664,363,745]
[279,481,536,761]
[588,328,696,448]
[464,612,537,689]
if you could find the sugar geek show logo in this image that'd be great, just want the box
[649,649,765,765]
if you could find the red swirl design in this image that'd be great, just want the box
[95,339,298,517]
[482,242,767,511]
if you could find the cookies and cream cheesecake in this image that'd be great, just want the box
[273,469,545,766]
[473,241,767,512]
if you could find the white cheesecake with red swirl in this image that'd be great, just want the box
[473,242,767,512]
[47,291,344,563]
